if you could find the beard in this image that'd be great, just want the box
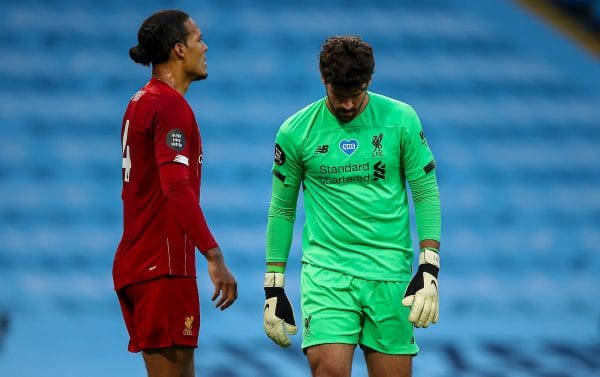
[333,108,358,123]
[192,72,208,81]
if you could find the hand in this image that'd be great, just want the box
[205,247,237,310]
[402,249,440,328]
[263,272,297,347]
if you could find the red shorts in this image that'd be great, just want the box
[117,276,200,353]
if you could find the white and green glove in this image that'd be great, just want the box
[263,272,297,347]
[402,248,440,328]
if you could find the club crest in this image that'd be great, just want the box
[372,133,383,157]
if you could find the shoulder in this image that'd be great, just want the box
[369,92,418,117]
[148,94,194,129]
[278,98,325,137]
[160,92,192,113]
[135,89,195,134]
[140,81,193,114]
[369,92,421,130]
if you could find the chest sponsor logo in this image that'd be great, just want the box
[274,143,286,166]
[166,129,185,152]
[339,139,359,155]
[318,160,386,185]
[373,161,386,181]
[372,133,384,157]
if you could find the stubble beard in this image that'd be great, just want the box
[334,109,357,123]
[193,73,208,81]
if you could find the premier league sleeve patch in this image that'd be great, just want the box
[274,143,286,166]
[166,129,186,152]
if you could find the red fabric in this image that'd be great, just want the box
[159,162,218,253]
[113,79,217,290]
[117,276,200,353]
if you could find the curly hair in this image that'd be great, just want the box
[129,10,190,66]
[319,36,375,89]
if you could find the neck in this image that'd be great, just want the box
[355,91,369,115]
[152,65,190,95]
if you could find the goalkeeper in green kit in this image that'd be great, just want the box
[263,36,441,377]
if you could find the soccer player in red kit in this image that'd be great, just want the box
[113,10,237,377]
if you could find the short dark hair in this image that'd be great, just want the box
[129,9,190,66]
[319,36,375,89]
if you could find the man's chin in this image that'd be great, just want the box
[193,73,208,82]
[336,113,355,123]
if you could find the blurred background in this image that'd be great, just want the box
[1,0,599,376]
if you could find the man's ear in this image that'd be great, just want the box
[173,42,186,59]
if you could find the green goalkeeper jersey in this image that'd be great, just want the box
[272,92,436,281]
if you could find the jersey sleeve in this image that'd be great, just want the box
[159,162,218,253]
[271,128,303,187]
[266,125,303,269]
[154,97,194,167]
[400,106,436,182]
[266,175,299,265]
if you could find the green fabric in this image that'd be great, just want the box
[408,172,441,242]
[266,264,285,273]
[265,176,299,266]
[270,92,438,281]
[300,263,419,354]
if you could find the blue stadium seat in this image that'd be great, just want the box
[0,0,599,376]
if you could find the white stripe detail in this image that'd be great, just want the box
[122,120,129,155]
[166,238,173,274]
[174,154,189,166]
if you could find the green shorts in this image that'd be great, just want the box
[300,263,419,355]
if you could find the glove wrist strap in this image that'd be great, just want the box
[264,272,285,288]
[419,248,440,269]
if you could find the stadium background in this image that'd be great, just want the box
[0,0,599,376]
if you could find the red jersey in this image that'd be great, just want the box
[113,79,217,290]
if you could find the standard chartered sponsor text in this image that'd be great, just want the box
[318,162,371,184]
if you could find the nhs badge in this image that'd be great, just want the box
[339,139,359,155]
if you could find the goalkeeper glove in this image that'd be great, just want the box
[402,248,440,328]
[263,272,297,347]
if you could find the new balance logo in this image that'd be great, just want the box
[315,145,329,154]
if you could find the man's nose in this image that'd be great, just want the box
[340,100,353,110]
